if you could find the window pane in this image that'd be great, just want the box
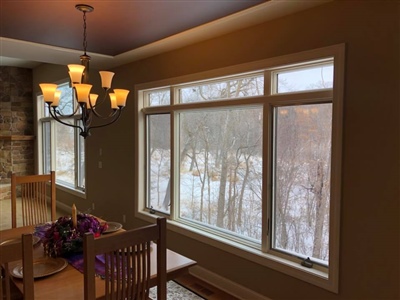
[42,121,51,173]
[179,108,263,242]
[147,114,171,214]
[55,120,75,186]
[148,89,170,106]
[56,83,74,115]
[180,75,264,103]
[276,64,333,93]
[272,104,332,264]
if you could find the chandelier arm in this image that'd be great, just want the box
[48,106,84,135]
[90,90,108,109]
[90,107,120,119]
[86,109,123,131]
[80,103,92,127]
[49,88,81,118]
[89,91,118,119]
[52,103,80,118]
[70,87,84,116]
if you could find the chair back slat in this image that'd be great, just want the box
[21,181,48,225]
[83,218,167,300]
[11,171,56,228]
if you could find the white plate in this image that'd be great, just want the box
[33,235,41,246]
[0,238,20,246]
[104,222,123,233]
[0,236,41,246]
[11,257,68,279]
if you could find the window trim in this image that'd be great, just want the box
[36,80,86,196]
[135,44,344,293]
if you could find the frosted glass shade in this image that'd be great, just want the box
[39,83,58,103]
[68,64,85,84]
[88,94,98,108]
[114,89,130,107]
[109,93,118,109]
[75,84,92,103]
[51,90,61,107]
[99,71,115,89]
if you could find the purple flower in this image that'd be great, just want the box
[40,213,107,257]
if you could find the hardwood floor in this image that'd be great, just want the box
[175,273,240,300]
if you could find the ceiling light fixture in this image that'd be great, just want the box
[39,4,129,139]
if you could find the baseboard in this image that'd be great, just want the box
[189,265,271,300]
[56,201,71,214]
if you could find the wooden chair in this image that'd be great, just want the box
[11,171,56,228]
[0,234,34,300]
[83,217,167,300]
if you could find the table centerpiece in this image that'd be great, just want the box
[38,205,108,258]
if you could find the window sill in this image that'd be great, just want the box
[56,183,86,199]
[137,210,337,293]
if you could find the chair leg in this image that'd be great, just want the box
[0,264,12,300]
[0,269,4,300]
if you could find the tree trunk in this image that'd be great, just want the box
[312,161,327,258]
[217,149,228,228]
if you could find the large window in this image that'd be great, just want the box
[38,82,85,192]
[137,45,344,292]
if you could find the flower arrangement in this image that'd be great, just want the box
[41,213,108,257]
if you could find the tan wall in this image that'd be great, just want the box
[33,1,399,299]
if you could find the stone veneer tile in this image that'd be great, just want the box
[0,67,34,183]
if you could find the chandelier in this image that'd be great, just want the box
[39,4,129,139]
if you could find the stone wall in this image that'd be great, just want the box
[0,67,34,200]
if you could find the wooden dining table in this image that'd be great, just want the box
[0,222,197,299]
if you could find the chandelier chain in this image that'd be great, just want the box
[82,11,88,55]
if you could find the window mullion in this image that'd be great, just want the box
[170,111,177,220]
[170,86,177,219]
[74,123,79,189]
[50,120,56,172]
[263,102,273,252]
[264,70,273,96]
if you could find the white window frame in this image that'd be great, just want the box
[36,81,86,197]
[135,44,344,292]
